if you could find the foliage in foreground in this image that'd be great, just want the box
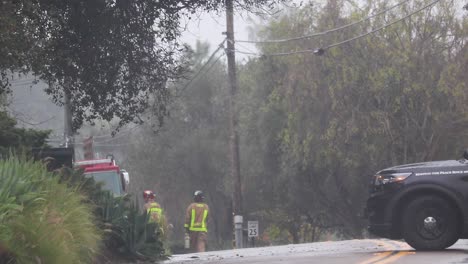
[0,157,100,263]
[95,191,166,262]
[0,157,165,263]
[60,168,166,263]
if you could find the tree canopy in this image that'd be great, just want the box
[244,0,468,238]
[0,0,282,130]
[0,111,50,156]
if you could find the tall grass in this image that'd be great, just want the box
[0,157,101,263]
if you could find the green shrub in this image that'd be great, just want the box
[96,191,166,261]
[0,157,101,263]
[60,167,166,261]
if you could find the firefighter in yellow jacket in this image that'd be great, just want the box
[143,190,167,240]
[184,190,210,252]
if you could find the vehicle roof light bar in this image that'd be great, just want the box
[75,158,113,166]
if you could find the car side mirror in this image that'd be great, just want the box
[120,169,130,191]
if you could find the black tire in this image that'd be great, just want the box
[444,236,459,249]
[402,195,459,250]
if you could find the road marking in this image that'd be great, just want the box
[358,240,413,264]
[376,251,413,264]
[384,240,411,250]
[358,252,394,264]
[358,251,413,264]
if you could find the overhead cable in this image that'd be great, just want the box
[323,0,441,50]
[229,48,318,57]
[71,41,227,143]
[91,124,141,143]
[56,39,229,148]
[234,41,259,55]
[167,48,225,114]
[175,39,227,97]
[197,50,225,80]
[10,78,36,84]
[81,39,228,147]
[232,0,441,57]
[67,124,142,142]
[93,143,132,147]
[235,0,413,44]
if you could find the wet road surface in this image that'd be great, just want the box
[163,239,468,264]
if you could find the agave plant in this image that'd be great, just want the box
[0,157,101,263]
[96,192,166,261]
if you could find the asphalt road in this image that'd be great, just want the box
[163,239,468,264]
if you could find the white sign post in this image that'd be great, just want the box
[247,221,259,238]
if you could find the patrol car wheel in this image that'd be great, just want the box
[402,196,459,250]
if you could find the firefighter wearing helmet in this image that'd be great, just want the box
[184,190,210,252]
[143,190,167,241]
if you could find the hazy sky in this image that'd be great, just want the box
[179,1,310,60]
[180,10,260,60]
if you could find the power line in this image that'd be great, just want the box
[234,41,259,55]
[231,0,442,57]
[73,40,228,147]
[228,49,262,57]
[174,39,226,98]
[10,78,36,84]
[228,38,317,56]
[90,125,141,143]
[323,0,441,50]
[81,124,141,140]
[10,80,37,86]
[195,50,225,82]
[44,124,143,148]
[164,46,226,116]
[74,134,135,147]
[235,0,413,44]
[74,51,228,149]
[9,43,227,146]
[16,116,56,126]
[230,47,318,57]
[84,143,132,147]
[45,124,140,144]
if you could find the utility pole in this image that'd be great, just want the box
[63,88,74,148]
[225,0,243,249]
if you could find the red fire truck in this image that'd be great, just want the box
[74,157,130,196]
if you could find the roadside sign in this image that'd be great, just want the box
[248,221,259,238]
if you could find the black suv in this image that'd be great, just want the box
[366,151,468,250]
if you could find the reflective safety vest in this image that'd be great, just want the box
[147,202,163,223]
[184,203,209,232]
